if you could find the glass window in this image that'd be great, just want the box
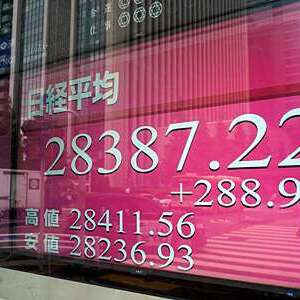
[1,1,300,299]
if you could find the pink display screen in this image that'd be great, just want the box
[15,1,300,290]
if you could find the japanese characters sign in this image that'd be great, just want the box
[27,71,119,118]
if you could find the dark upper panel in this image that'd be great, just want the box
[76,0,276,55]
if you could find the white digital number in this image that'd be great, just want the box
[133,211,142,235]
[177,245,193,271]
[177,213,195,239]
[97,210,112,233]
[131,241,146,265]
[98,238,112,261]
[158,243,174,268]
[241,179,261,208]
[279,178,300,208]
[70,208,82,230]
[279,108,300,167]
[131,126,158,173]
[217,179,236,207]
[158,212,173,237]
[84,209,96,231]
[98,130,122,174]
[71,133,93,175]
[84,236,96,259]
[193,179,213,206]
[70,235,81,257]
[228,114,271,169]
[165,121,199,172]
[45,137,66,176]
[117,210,125,234]
[114,239,127,263]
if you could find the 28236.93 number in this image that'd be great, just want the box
[70,236,194,271]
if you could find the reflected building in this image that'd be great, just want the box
[0,0,12,250]
[0,0,12,169]
[14,0,253,186]
[20,0,44,71]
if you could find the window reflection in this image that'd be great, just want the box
[1,0,300,297]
